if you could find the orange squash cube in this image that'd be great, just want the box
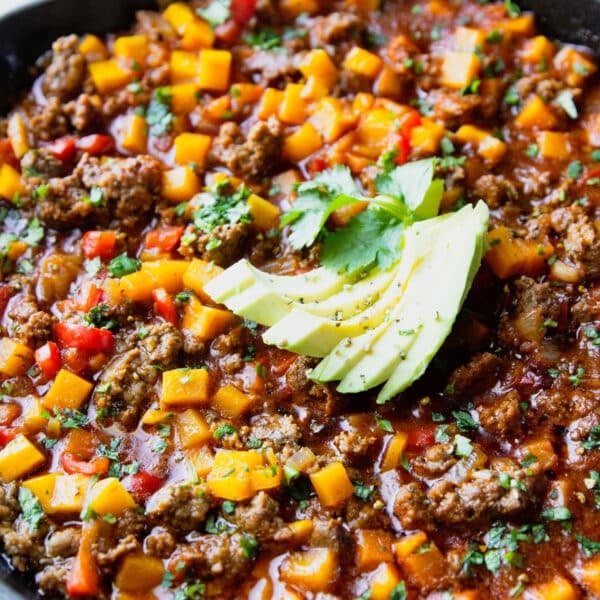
[187,446,214,478]
[174,409,212,448]
[514,95,558,130]
[161,367,211,408]
[520,36,556,64]
[182,259,224,303]
[170,83,200,113]
[170,50,199,84]
[79,34,108,60]
[42,369,93,411]
[380,432,408,471]
[278,84,307,125]
[526,575,578,600]
[198,49,231,91]
[553,46,597,87]
[0,337,34,377]
[89,59,132,94]
[162,166,201,203]
[113,35,148,69]
[537,131,570,159]
[283,123,323,163]
[115,553,165,593]
[280,548,338,592]
[355,529,395,571]
[0,434,45,482]
[181,296,237,342]
[163,2,195,32]
[121,113,147,154]
[257,88,284,120]
[310,97,355,144]
[368,562,403,600]
[440,52,481,89]
[344,47,384,79]
[299,49,338,88]
[181,19,215,50]
[309,461,354,507]
[0,163,25,201]
[454,27,486,51]
[247,194,280,230]
[174,133,212,167]
[207,450,265,501]
[212,384,254,418]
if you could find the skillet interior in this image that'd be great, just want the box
[0,0,598,597]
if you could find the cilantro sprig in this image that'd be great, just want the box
[281,159,443,275]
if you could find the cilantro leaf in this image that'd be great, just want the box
[321,208,405,274]
[281,165,361,249]
[18,487,44,530]
[197,0,230,27]
[576,533,600,557]
[375,158,443,219]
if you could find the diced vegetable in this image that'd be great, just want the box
[67,522,100,597]
[174,132,212,166]
[537,131,570,159]
[343,47,384,79]
[207,449,267,500]
[394,531,449,590]
[0,337,34,377]
[89,59,132,94]
[22,473,57,512]
[113,35,148,69]
[0,434,45,482]
[42,368,93,411]
[161,367,211,408]
[198,49,232,91]
[115,553,165,592]
[440,51,481,89]
[50,474,91,513]
[78,34,108,60]
[8,113,29,159]
[82,230,117,260]
[181,295,237,342]
[212,384,254,418]
[299,49,338,89]
[173,408,212,448]
[526,575,578,600]
[279,548,338,592]
[121,113,148,154]
[514,95,558,130]
[247,194,280,230]
[54,323,114,352]
[279,84,307,125]
[380,432,408,471]
[368,562,404,600]
[162,166,201,203]
[355,529,395,571]
[282,123,323,163]
[84,477,136,515]
[309,462,354,507]
[0,163,25,201]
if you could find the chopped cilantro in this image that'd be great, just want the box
[153,438,169,454]
[525,144,539,157]
[375,416,394,432]
[568,366,585,387]
[435,425,451,443]
[193,181,252,234]
[244,29,282,50]
[581,425,600,451]
[452,410,478,432]
[541,506,572,521]
[567,160,583,179]
[18,487,44,530]
[197,0,230,27]
[354,482,374,502]
[214,424,237,439]
[84,304,117,330]
[222,500,236,515]
[108,253,141,277]
[240,533,259,559]
[390,582,407,600]
[84,186,105,207]
[146,88,174,136]
[576,533,600,557]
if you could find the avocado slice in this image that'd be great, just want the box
[310,213,455,382]
[338,206,488,393]
[205,258,357,307]
[376,201,489,403]
[263,214,447,358]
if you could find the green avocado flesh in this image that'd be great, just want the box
[205,201,489,401]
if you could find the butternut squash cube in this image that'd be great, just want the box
[163,2,195,32]
[410,118,446,155]
[85,477,136,515]
[121,113,147,155]
[198,49,231,91]
[394,533,449,591]
[287,519,314,545]
[0,337,34,377]
[280,548,338,592]
[527,575,578,600]
[454,27,486,51]
[514,95,558,130]
[286,447,316,473]
[50,474,90,513]
[299,49,338,88]
[520,35,556,64]
[182,258,224,303]
[174,409,212,448]
[162,166,201,203]
[181,295,237,342]
[170,83,200,113]
[283,123,323,163]
[181,19,215,50]
[374,65,403,98]
[309,461,354,507]
[520,437,557,472]
[207,450,264,501]
[213,384,254,418]
[23,398,49,433]
[355,529,395,571]
[280,0,319,17]
[279,84,307,125]
[113,35,148,69]
[368,562,403,600]
[141,407,172,426]
[0,434,45,482]
[42,369,93,411]
[161,368,211,408]
[142,259,188,294]
[380,432,408,471]
[174,133,212,167]
[257,88,284,120]
[582,556,600,595]
[0,163,25,201]
[440,51,481,89]
[118,270,157,303]
[22,473,57,512]
[187,445,214,478]
[79,34,108,60]
[8,113,29,159]
[310,97,354,144]
[116,553,165,593]
[554,46,597,87]
[89,59,132,94]
[247,194,280,230]
[170,50,199,84]
[478,135,507,165]
[537,131,570,159]
[301,75,332,101]
[251,464,283,492]
[344,47,383,79]
[497,14,535,36]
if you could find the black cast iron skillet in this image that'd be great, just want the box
[0,0,598,597]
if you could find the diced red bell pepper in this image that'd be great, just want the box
[230,0,256,24]
[145,226,184,252]
[76,134,114,155]
[406,424,436,450]
[0,285,13,319]
[308,157,327,174]
[47,137,76,162]
[398,109,422,139]
[75,282,103,312]
[394,133,411,166]
[61,452,110,475]
[152,288,178,325]
[584,167,600,182]
[54,323,114,352]
[67,523,100,597]
[0,404,21,427]
[0,427,19,447]
[0,138,19,169]
[82,230,117,261]
[34,341,62,379]
[123,471,163,501]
